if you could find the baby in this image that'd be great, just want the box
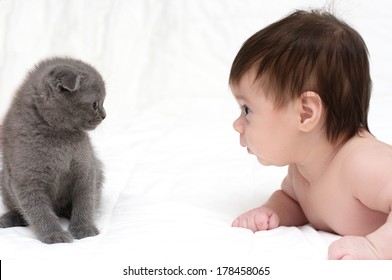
[229,10,392,260]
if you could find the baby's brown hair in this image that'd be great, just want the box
[229,10,371,143]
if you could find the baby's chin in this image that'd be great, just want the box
[256,157,271,166]
[252,151,283,167]
[248,147,287,166]
[256,156,287,167]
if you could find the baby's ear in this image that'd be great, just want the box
[298,91,323,132]
[49,66,81,93]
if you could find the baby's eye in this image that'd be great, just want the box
[241,105,250,115]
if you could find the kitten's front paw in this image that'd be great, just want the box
[41,231,73,244]
[69,224,99,239]
[0,211,28,227]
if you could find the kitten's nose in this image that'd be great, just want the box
[100,108,106,120]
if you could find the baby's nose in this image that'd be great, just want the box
[233,117,244,134]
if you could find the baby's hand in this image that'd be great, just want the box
[232,206,279,232]
[328,236,380,260]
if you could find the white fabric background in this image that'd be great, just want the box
[0,0,391,266]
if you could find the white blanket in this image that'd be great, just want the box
[0,0,392,272]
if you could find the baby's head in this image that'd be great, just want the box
[229,10,371,144]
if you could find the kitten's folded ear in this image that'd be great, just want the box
[50,66,82,93]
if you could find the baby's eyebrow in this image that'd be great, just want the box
[231,88,245,100]
[233,94,248,104]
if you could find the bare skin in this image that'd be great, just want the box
[231,72,392,259]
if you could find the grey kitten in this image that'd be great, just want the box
[0,57,106,244]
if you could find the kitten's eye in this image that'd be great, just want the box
[92,102,99,110]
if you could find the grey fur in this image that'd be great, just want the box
[0,57,106,244]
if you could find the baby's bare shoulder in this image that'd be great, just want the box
[339,135,392,174]
[338,135,392,212]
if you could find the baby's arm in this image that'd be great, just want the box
[329,153,392,259]
[329,212,392,259]
[232,167,308,232]
[365,212,392,259]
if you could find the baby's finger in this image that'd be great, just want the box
[328,239,354,260]
[238,217,249,229]
[254,211,270,230]
[267,213,279,229]
[341,255,355,260]
[245,216,258,233]
[231,218,240,227]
